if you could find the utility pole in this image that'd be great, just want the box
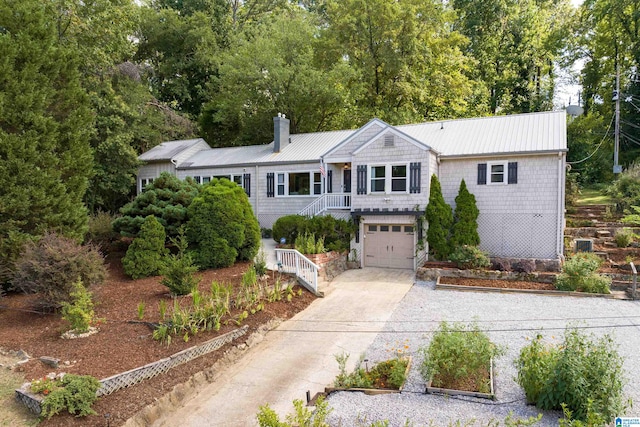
[613,60,622,173]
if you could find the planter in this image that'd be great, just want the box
[425,358,495,400]
[326,357,412,396]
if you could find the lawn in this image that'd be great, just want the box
[576,185,613,205]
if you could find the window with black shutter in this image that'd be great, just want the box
[477,163,487,185]
[266,173,274,197]
[410,162,421,193]
[508,162,518,184]
[243,173,251,196]
[356,165,367,194]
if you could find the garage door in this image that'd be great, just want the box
[364,224,415,269]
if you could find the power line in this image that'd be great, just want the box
[567,114,614,165]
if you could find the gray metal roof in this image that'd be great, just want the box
[138,138,207,162]
[397,110,567,157]
[181,129,354,168]
[157,111,567,170]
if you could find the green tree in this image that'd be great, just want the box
[122,215,168,279]
[425,175,453,260]
[200,8,359,146]
[187,179,261,269]
[160,227,199,295]
[0,0,94,278]
[450,179,480,247]
[321,0,479,123]
[113,172,201,238]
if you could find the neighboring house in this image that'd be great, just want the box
[137,111,567,270]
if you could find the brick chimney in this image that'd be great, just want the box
[273,113,289,153]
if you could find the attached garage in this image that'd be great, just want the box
[363,224,415,269]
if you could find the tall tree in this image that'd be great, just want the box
[321,0,481,123]
[200,8,359,146]
[0,0,94,275]
[425,175,453,260]
[452,0,573,114]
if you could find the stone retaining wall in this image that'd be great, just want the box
[417,267,558,284]
[305,251,347,282]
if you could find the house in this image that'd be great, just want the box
[137,111,567,270]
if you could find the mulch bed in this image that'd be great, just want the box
[438,276,556,291]
[0,253,316,427]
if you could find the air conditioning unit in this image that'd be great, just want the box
[574,238,594,253]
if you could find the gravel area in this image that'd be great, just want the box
[325,281,640,426]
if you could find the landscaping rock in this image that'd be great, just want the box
[39,356,59,369]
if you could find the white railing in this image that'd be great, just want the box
[275,249,319,295]
[298,193,351,217]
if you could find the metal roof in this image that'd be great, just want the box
[397,110,567,157]
[154,111,567,169]
[138,138,207,162]
[180,129,355,168]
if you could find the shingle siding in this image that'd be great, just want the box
[328,124,384,159]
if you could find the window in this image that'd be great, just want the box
[404,226,414,233]
[202,176,211,184]
[371,166,386,192]
[392,225,402,232]
[213,175,231,181]
[368,225,377,232]
[490,163,505,184]
[274,172,323,196]
[233,175,242,186]
[368,164,409,194]
[380,225,389,232]
[478,162,517,185]
[140,178,154,191]
[391,165,407,192]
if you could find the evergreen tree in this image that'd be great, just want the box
[425,175,453,260]
[450,179,480,248]
[113,172,200,239]
[0,0,94,279]
[122,216,168,279]
[187,179,261,269]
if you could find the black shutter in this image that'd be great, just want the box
[410,162,421,193]
[327,170,333,193]
[477,163,487,185]
[508,162,518,184]
[266,173,274,197]
[243,173,251,197]
[357,165,367,195]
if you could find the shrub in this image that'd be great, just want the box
[419,321,502,393]
[512,259,536,273]
[516,328,627,422]
[122,215,168,279]
[606,161,640,213]
[614,227,635,248]
[304,215,354,252]
[12,232,106,309]
[257,397,331,427]
[253,247,267,276]
[187,179,261,269]
[450,180,480,248]
[556,253,611,294]
[425,175,453,260]
[85,211,119,252]
[160,227,199,296]
[448,245,490,270]
[113,172,200,238]
[60,280,100,333]
[333,353,408,390]
[565,172,580,207]
[491,258,511,271]
[621,205,640,226]
[294,232,325,254]
[272,215,307,244]
[40,374,101,419]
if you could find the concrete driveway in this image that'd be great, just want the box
[152,268,414,427]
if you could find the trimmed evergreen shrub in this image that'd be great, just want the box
[425,174,453,260]
[187,179,261,269]
[122,215,168,279]
[272,215,306,244]
[113,172,200,238]
[450,179,480,247]
[161,227,199,296]
[449,245,490,270]
[12,232,106,309]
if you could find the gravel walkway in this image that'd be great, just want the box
[325,281,640,426]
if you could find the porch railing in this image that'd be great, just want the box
[275,249,319,295]
[298,193,351,217]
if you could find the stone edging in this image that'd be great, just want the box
[417,267,558,284]
[123,319,283,427]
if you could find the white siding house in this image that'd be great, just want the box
[137,111,567,270]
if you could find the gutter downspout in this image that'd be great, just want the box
[255,165,260,225]
[557,152,566,262]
